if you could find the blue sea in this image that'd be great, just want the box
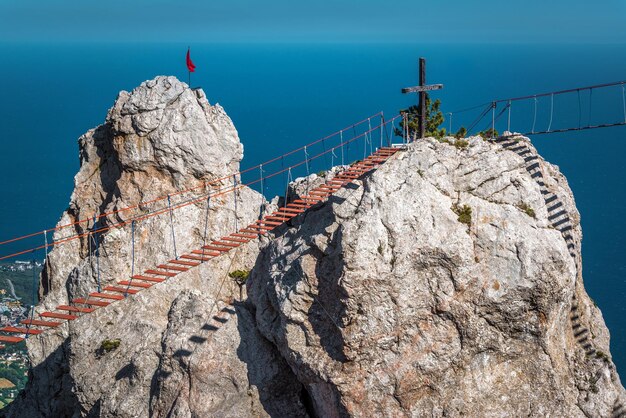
[0,42,625,372]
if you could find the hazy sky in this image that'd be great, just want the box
[1,0,625,43]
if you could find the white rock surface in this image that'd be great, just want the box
[7,76,307,417]
[8,78,625,417]
[248,136,626,417]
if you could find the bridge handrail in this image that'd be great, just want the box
[0,114,400,262]
[0,112,383,250]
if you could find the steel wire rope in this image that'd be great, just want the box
[0,112,383,248]
[0,117,400,261]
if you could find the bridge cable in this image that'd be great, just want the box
[340,131,345,166]
[491,102,496,138]
[381,115,391,147]
[447,113,453,135]
[201,195,211,261]
[43,230,49,293]
[467,104,492,134]
[368,118,373,156]
[124,220,136,297]
[232,175,239,232]
[0,116,395,262]
[43,230,48,266]
[92,214,102,292]
[283,168,293,219]
[379,114,384,148]
[479,103,510,136]
[507,100,512,132]
[322,139,329,170]
[24,254,37,339]
[363,128,368,160]
[304,146,310,196]
[449,102,493,114]
[167,195,178,259]
[259,164,265,211]
[280,156,286,201]
[0,113,381,250]
[382,114,391,147]
[548,94,554,132]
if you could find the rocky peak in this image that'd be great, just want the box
[248,136,626,416]
[104,76,242,182]
[6,77,625,417]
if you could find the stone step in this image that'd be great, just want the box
[548,209,567,220]
[547,201,563,212]
[526,162,540,172]
[544,195,558,205]
[552,217,570,228]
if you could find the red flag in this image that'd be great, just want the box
[186,48,196,73]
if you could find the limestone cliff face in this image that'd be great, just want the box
[7,77,306,417]
[7,77,625,417]
[247,136,626,417]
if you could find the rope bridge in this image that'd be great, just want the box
[2,78,623,348]
[0,112,405,346]
[446,80,626,138]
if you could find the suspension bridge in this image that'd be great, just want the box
[0,77,624,349]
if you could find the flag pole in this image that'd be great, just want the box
[188,45,191,87]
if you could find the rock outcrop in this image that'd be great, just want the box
[7,76,308,417]
[6,77,625,417]
[248,136,626,416]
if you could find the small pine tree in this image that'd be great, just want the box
[477,128,499,139]
[396,95,446,140]
[454,127,467,139]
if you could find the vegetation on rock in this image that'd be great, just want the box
[518,203,536,218]
[397,95,446,139]
[452,204,472,226]
[98,339,121,354]
[229,270,250,286]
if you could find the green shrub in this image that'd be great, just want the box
[595,350,611,363]
[396,96,446,139]
[455,127,467,139]
[518,203,536,218]
[454,139,469,150]
[478,128,499,139]
[316,170,327,177]
[99,339,120,353]
[452,204,472,226]
[229,269,250,286]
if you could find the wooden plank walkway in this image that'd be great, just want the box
[0,147,401,344]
